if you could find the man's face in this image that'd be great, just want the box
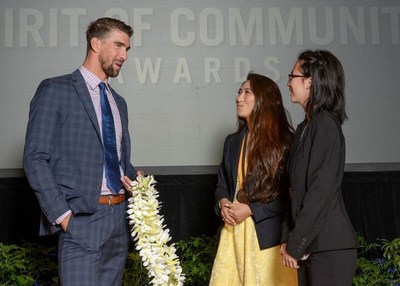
[98,29,131,78]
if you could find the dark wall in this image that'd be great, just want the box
[1,172,399,245]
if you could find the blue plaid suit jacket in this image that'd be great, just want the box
[23,69,136,235]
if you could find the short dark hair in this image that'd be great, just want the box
[86,17,133,53]
[298,49,347,124]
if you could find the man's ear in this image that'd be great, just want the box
[90,37,101,53]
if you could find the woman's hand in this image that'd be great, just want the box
[222,201,252,225]
[219,198,236,225]
[280,243,299,269]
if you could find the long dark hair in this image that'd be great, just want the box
[298,49,347,124]
[238,73,293,203]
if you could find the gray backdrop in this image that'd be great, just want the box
[0,0,399,174]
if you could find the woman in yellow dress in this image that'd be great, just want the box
[209,73,298,286]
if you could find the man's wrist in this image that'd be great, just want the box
[55,210,72,225]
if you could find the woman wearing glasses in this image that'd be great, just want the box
[281,50,358,286]
[210,73,297,285]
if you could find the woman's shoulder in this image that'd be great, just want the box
[312,110,341,128]
[225,128,245,141]
[309,110,343,140]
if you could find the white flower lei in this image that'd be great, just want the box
[127,175,185,286]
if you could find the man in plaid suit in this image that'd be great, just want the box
[24,17,141,286]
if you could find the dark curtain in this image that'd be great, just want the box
[342,172,400,242]
[0,171,399,245]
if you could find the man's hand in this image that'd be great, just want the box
[60,212,73,232]
[121,171,144,193]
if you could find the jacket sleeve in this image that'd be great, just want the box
[113,90,137,180]
[214,135,233,215]
[249,194,285,223]
[23,79,70,224]
[280,210,290,244]
[286,115,344,259]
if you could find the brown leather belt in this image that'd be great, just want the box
[99,194,125,205]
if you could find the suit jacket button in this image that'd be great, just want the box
[99,160,103,165]
[96,186,101,190]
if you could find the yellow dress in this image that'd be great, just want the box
[209,138,298,286]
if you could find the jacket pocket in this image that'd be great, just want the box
[54,173,80,200]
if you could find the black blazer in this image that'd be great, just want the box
[215,128,288,250]
[286,110,358,260]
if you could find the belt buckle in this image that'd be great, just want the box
[108,195,112,206]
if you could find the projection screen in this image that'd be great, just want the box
[0,0,399,175]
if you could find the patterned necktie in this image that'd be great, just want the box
[99,82,121,194]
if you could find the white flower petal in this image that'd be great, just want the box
[126,175,185,285]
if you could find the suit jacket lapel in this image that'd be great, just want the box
[230,128,247,192]
[111,89,127,130]
[289,120,308,171]
[110,87,129,169]
[72,70,102,143]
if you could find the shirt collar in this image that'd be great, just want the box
[79,66,108,91]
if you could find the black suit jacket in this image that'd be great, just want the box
[286,110,358,260]
[215,128,288,250]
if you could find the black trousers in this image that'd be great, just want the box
[297,248,357,286]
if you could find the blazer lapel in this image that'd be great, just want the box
[289,120,308,170]
[230,128,246,192]
[72,70,102,143]
[110,87,129,168]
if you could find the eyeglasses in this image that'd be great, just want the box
[288,73,308,80]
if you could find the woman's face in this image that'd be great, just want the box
[236,80,255,123]
[287,61,311,109]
